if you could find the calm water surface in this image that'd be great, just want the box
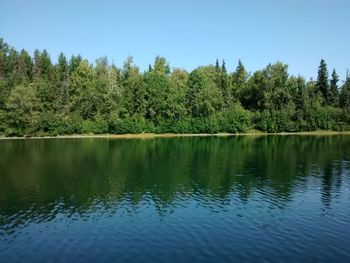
[0,136,350,262]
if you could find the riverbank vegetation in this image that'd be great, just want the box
[1,39,350,136]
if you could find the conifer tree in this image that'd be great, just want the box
[329,69,339,106]
[316,59,329,103]
[233,59,248,103]
[340,76,350,108]
[221,60,230,106]
[14,49,32,84]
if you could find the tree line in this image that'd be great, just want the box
[1,38,350,136]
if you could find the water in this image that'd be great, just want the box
[0,136,350,262]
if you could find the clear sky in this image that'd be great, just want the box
[1,0,349,80]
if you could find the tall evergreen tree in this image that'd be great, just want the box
[0,38,9,79]
[69,55,82,74]
[14,49,32,84]
[221,60,230,106]
[316,59,329,103]
[214,58,221,93]
[40,50,52,79]
[54,53,69,113]
[233,59,248,103]
[215,59,220,72]
[57,53,68,82]
[329,69,339,106]
[340,76,350,108]
[33,49,42,79]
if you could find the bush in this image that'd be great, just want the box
[255,110,295,132]
[304,106,343,131]
[0,109,6,134]
[81,113,108,134]
[58,113,83,135]
[168,119,192,133]
[220,104,253,133]
[111,115,154,134]
[37,111,63,136]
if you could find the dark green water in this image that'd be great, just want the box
[0,136,350,262]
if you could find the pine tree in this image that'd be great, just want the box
[215,59,220,72]
[14,49,32,84]
[57,53,68,82]
[329,69,339,106]
[69,55,82,74]
[0,38,9,79]
[56,53,69,113]
[233,59,248,103]
[340,76,350,108]
[221,60,230,106]
[33,49,42,79]
[40,50,52,79]
[214,59,221,92]
[316,59,329,103]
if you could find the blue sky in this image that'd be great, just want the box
[1,0,349,80]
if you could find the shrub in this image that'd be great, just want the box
[255,110,295,132]
[220,104,253,133]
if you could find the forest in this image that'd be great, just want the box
[0,38,350,136]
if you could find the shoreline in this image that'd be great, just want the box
[1,130,350,140]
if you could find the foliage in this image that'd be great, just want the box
[5,85,40,136]
[0,38,349,136]
[340,77,350,108]
[329,69,339,106]
[316,59,329,104]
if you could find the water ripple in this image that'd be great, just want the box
[1,136,350,262]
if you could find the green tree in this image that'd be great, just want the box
[54,53,69,113]
[0,38,9,79]
[69,54,82,74]
[287,76,310,129]
[340,76,350,108]
[153,56,170,75]
[69,60,98,119]
[144,57,174,123]
[329,69,339,106]
[220,60,230,107]
[232,59,248,103]
[0,40,13,111]
[121,56,146,117]
[5,85,40,135]
[187,67,223,117]
[243,62,292,112]
[101,64,122,131]
[169,68,188,119]
[144,69,172,122]
[33,49,52,81]
[316,59,329,103]
[13,49,32,85]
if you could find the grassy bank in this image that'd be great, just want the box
[1,130,350,140]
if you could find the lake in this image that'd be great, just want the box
[0,136,350,262]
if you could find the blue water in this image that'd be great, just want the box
[0,136,350,262]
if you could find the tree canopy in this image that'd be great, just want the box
[0,38,349,136]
